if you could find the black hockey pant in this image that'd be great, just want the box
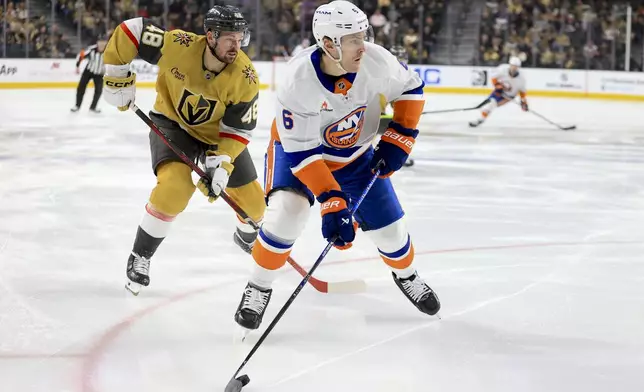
[75,69,103,109]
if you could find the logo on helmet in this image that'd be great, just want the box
[323,107,366,149]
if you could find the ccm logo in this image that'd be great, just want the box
[321,200,341,211]
[384,130,414,149]
[105,80,134,88]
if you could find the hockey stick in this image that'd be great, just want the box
[129,104,366,294]
[421,97,489,115]
[503,94,576,131]
[224,166,381,392]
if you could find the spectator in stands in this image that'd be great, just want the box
[3,0,444,64]
[257,0,444,63]
[1,0,73,58]
[479,0,644,71]
[369,8,388,36]
[7,0,642,71]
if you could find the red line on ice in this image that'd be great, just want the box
[1,240,638,390]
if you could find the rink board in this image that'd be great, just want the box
[1,58,643,101]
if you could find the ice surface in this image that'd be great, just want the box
[1,89,643,392]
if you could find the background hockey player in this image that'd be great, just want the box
[233,0,441,333]
[469,56,528,127]
[377,45,414,167]
[71,34,108,113]
[101,5,265,295]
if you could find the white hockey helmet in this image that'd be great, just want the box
[509,56,522,67]
[312,1,373,61]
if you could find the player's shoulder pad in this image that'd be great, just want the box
[496,63,510,73]
[166,29,199,47]
[277,79,321,116]
[282,46,317,84]
[364,42,392,61]
[233,49,254,72]
[276,48,321,115]
[361,42,406,77]
[230,51,260,99]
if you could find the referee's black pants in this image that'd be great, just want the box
[75,69,103,110]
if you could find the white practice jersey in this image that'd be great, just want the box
[492,64,526,97]
[273,42,424,172]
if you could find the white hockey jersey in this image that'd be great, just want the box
[270,42,424,195]
[492,64,527,98]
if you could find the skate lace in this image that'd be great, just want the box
[131,252,150,276]
[242,287,269,314]
[401,277,431,302]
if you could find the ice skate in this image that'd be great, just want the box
[392,271,441,316]
[469,118,484,128]
[125,252,151,296]
[233,227,258,254]
[234,282,272,340]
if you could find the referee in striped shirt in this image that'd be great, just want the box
[71,35,107,113]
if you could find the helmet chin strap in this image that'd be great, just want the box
[332,58,348,74]
[320,44,349,74]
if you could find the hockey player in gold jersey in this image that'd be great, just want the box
[102,5,266,295]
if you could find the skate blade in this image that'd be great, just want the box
[125,280,142,296]
[233,325,252,344]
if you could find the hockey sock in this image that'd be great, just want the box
[132,203,174,258]
[236,217,259,243]
[379,236,416,279]
[250,228,293,288]
[249,263,279,290]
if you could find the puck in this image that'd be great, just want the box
[238,375,250,386]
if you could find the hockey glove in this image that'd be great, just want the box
[104,64,136,111]
[370,122,418,178]
[318,190,355,250]
[197,152,234,202]
[493,82,505,97]
[520,99,529,112]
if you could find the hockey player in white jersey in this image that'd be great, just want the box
[232,0,441,332]
[469,56,529,127]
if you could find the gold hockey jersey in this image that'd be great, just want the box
[103,17,259,159]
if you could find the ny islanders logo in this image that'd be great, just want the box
[324,106,366,148]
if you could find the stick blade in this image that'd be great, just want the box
[561,125,576,131]
[327,279,367,294]
[224,375,250,392]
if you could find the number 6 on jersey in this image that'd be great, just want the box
[282,109,293,129]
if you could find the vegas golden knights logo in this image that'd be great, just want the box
[178,89,217,126]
